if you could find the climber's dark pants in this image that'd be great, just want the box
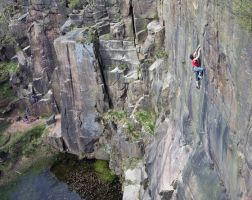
[192,67,204,81]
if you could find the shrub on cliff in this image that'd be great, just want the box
[67,0,91,9]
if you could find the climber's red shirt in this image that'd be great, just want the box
[192,59,200,67]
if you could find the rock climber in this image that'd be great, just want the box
[30,88,38,104]
[23,107,30,123]
[30,93,38,104]
[190,45,204,89]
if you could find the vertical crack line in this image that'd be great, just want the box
[130,0,137,46]
[93,34,113,108]
[66,44,75,101]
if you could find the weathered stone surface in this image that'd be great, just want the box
[99,39,140,107]
[54,28,106,154]
[46,115,65,151]
[145,0,252,200]
[30,90,58,116]
[9,13,29,48]
[123,161,148,200]
[132,0,157,19]
[142,21,164,56]
[147,59,173,113]
[99,40,139,69]
[4,1,251,200]
[127,80,145,107]
[28,0,66,94]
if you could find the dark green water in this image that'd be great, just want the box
[0,154,122,200]
[0,167,83,200]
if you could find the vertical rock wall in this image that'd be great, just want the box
[54,29,106,154]
[145,0,252,200]
[23,0,251,199]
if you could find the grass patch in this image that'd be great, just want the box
[93,160,117,183]
[41,114,50,119]
[134,109,156,135]
[154,49,169,60]
[76,27,96,44]
[0,62,18,82]
[0,82,15,101]
[0,121,58,186]
[0,121,11,146]
[0,62,18,101]
[126,122,141,141]
[118,63,129,71]
[103,109,127,124]
[4,62,19,74]
[0,121,10,134]
[5,125,46,161]
[68,0,83,9]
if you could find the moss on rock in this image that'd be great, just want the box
[93,160,117,183]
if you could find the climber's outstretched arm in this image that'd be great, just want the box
[193,45,201,58]
[194,48,201,60]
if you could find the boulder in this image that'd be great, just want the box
[54,28,106,154]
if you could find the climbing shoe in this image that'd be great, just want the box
[196,81,200,89]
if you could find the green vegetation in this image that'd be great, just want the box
[76,27,96,44]
[41,114,50,119]
[155,49,169,60]
[103,109,127,124]
[0,5,16,46]
[0,62,19,75]
[0,82,15,101]
[67,0,83,9]
[103,109,156,140]
[100,33,113,41]
[118,63,129,71]
[94,160,117,183]
[5,125,46,160]
[51,155,122,199]
[67,0,92,9]
[0,57,18,104]
[0,121,10,134]
[0,121,11,146]
[0,125,48,183]
[126,122,141,141]
[52,154,117,184]
[233,0,252,33]
[142,59,154,68]
[107,63,128,71]
[134,109,156,135]
[86,27,96,44]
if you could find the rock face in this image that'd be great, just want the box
[28,0,66,93]
[144,0,252,200]
[54,29,106,153]
[3,0,252,199]
[51,0,252,199]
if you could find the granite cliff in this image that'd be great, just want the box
[0,0,251,199]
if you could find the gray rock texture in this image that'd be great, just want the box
[4,0,251,199]
[52,1,252,199]
[144,0,252,200]
[54,28,106,154]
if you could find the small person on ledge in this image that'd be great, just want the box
[190,45,204,89]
